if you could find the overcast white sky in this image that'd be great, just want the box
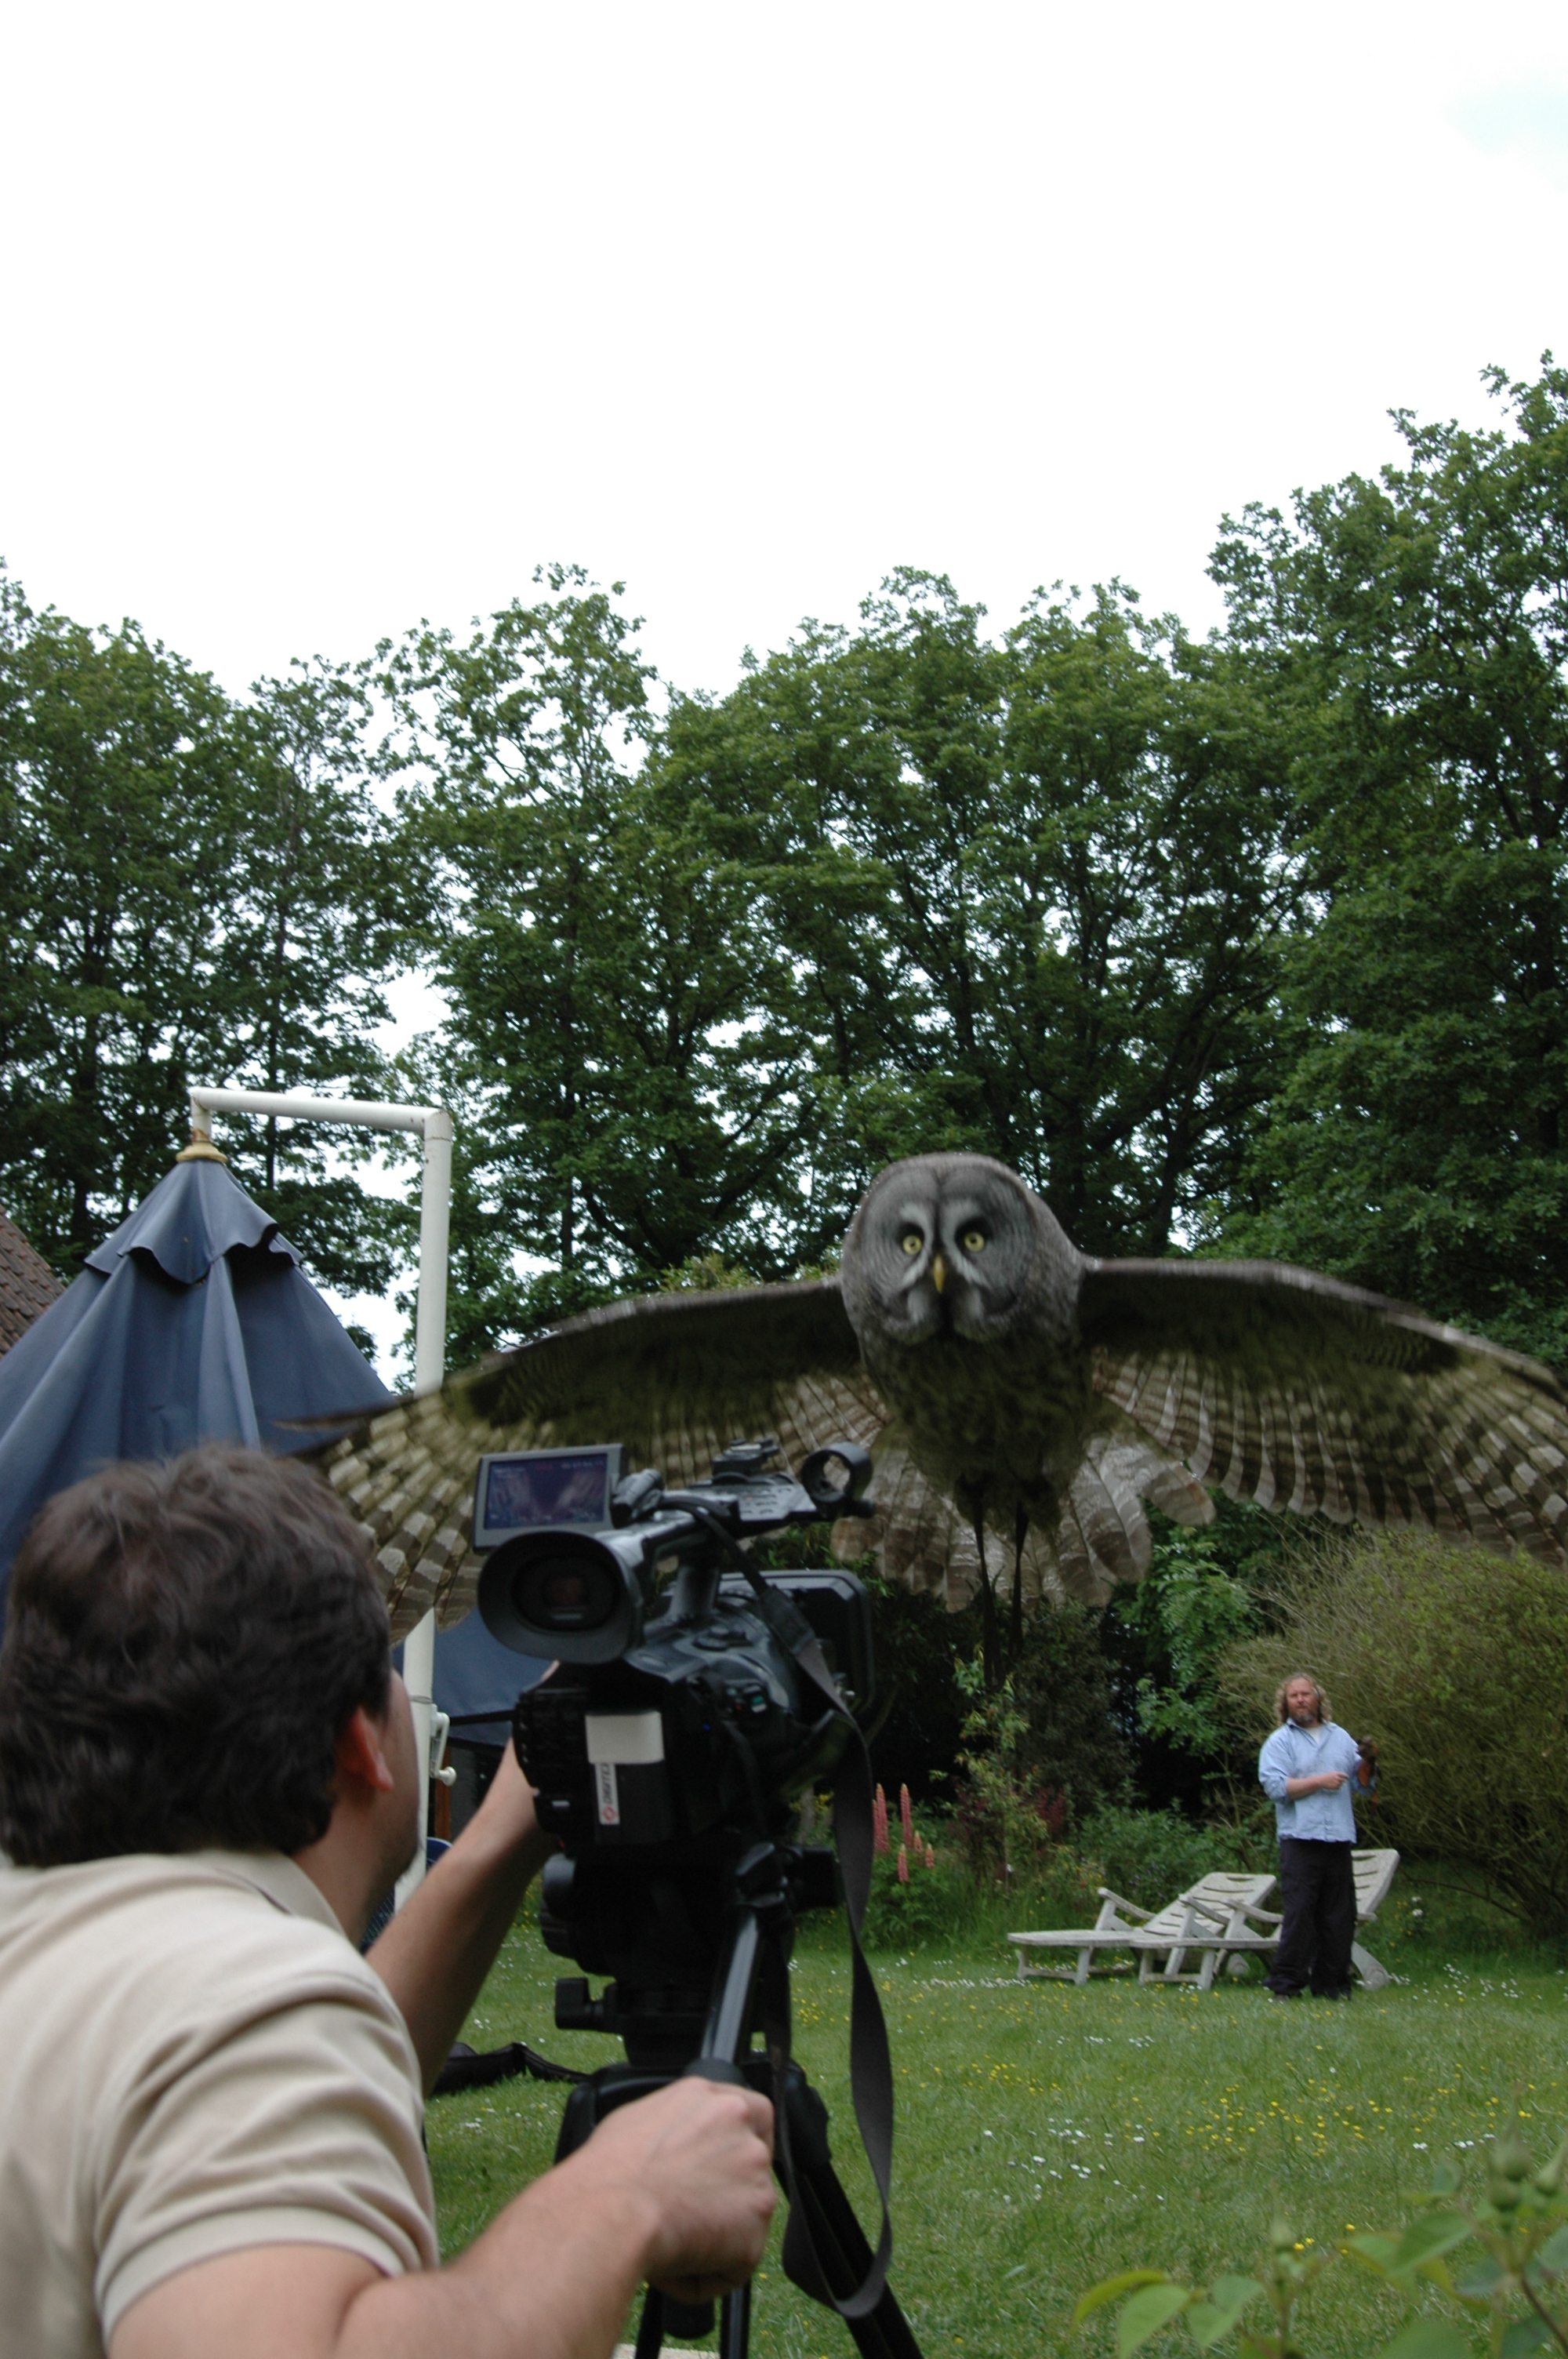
[5,2,1567,698]
[4,0,1566,1360]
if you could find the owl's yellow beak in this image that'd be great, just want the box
[931,1252,947,1293]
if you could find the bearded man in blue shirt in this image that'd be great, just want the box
[1257,1673,1372,2001]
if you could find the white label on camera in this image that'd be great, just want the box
[584,1712,665,1765]
[595,1761,620,1826]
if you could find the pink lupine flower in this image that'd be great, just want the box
[925,1843,936,1871]
[899,1783,913,1850]
[873,1783,889,1855]
[897,1844,909,1883]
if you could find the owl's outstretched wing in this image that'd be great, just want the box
[458,1281,861,1439]
[314,1280,884,1636]
[1079,1256,1568,1562]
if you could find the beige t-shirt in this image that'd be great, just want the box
[0,1846,437,2357]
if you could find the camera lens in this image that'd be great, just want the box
[516,1545,619,1630]
[478,1525,642,1661]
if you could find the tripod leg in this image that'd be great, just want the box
[720,2280,751,2359]
[633,2288,665,2359]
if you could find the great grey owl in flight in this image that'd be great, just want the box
[317,1153,1568,1639]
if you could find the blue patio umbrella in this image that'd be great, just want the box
[0,1149,393,1614]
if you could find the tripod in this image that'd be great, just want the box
[549,1843,926,2359]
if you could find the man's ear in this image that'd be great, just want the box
[336,1706,396,1797]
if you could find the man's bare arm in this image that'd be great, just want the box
[111,2073,776,2359]
[366,1745,552,2092]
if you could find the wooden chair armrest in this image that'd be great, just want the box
[1094,1888,1153,1923]
[1171,1894,1232,1930]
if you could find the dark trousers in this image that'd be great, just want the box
[1266,1839,1356,1996]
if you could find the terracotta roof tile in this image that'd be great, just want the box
[0,1209,63,1354]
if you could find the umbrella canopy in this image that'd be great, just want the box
[431,1616,547,1749]
[0,1150,392,1612]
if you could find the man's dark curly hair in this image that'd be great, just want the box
[0,1445,390,1865]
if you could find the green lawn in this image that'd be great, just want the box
[428,1907,1568,2359]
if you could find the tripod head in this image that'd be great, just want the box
[549,1837,838,2068]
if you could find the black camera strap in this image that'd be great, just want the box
[686,1510,895,2321]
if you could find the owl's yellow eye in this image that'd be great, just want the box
[961,1227,988,1254]
[900,1227,924,1256]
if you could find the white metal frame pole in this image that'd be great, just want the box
[188,1086,454,1897]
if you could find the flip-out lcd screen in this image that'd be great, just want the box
[474,1447,622,1547]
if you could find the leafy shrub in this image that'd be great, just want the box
[1004,1602,1131,1821]
[858,1829,1100,1950]
[1074,1801,1250,1911]
[859,1845,972,1949]
[854,1747,1102,1950]
[1114,1524,1263,1761]
[945,1659,1084,1891]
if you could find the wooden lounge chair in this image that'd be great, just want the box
[1008,1871,1278,1988]
[1008,1852,1401,1993]
[1171,1847,1401,1990]
[1128,1873,1286,1990]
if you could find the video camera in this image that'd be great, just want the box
[474,1438,922,2359]
[475,1436,878,2058]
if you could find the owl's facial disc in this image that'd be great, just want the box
[936,1190,1030,1338]
[884,1199,943,1336]
[855,1163,1035,1345]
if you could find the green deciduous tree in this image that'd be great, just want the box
[205,659,414,1296]
[384,568,810,1354]
[0,573,241,1268]
[0,572,407,1297]
[1211,360,1568,1365]
[666,569,1298,1260]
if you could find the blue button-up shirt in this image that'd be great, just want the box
[1258,1718,1364,1842]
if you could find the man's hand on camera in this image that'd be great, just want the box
[473,1737,545,1848]
[580,2075,777,2302]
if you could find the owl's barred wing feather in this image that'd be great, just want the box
[313,1281,874,1634]
[461,1279,862,1440]
[318,1386,554,1637]
[841,1428,1213,1612]
[1056,1429,1216,1604]
[1080,1257,1568,1562]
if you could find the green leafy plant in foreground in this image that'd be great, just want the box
[1075,2120,1568,2359]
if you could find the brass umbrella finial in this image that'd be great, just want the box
[173,1126,227,1164]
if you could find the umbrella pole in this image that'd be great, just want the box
[395,1108,452,1903]
[187,1087,455,1904]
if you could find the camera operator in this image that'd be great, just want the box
[0,1445,775,2359]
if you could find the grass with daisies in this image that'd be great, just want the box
[427,1876,1568,2359]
